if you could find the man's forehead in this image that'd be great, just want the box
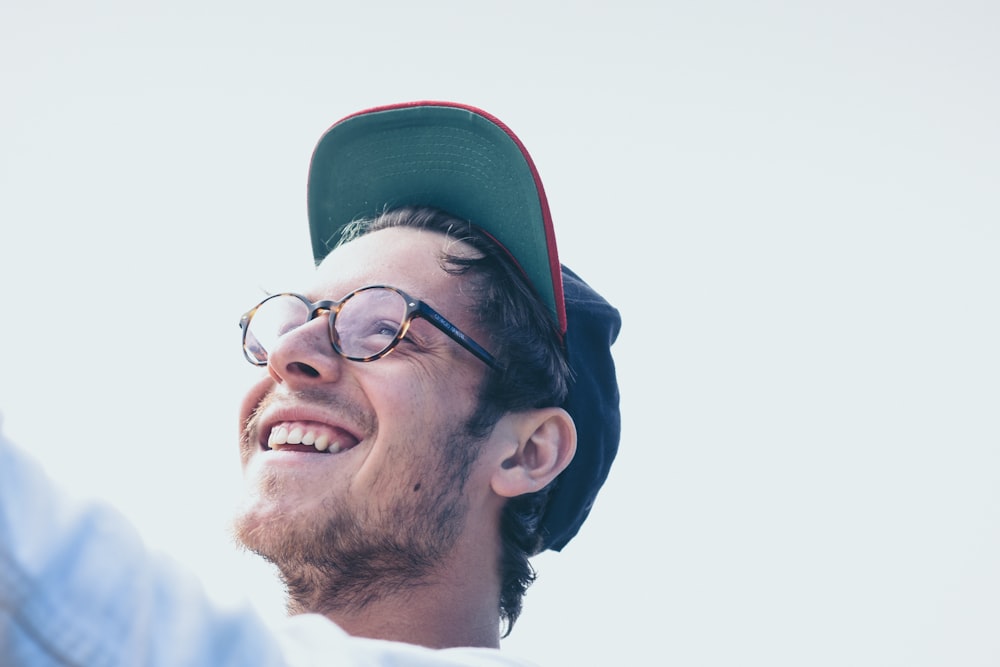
[308,227,471,299]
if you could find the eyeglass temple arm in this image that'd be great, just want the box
[414,303,501,370]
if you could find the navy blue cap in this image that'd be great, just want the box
[542,266,621,550]
[306,101,621,551]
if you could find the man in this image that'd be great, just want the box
[0,101,620,665]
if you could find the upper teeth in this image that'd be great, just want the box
[269,424,341,453]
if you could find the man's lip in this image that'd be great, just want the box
[255,406,363,452]
[267,443,330,454]
[269,443,319,452]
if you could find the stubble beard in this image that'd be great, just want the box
[234,407,484,617]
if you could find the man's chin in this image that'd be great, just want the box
[230,499,293,561]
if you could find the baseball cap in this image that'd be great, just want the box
[306,101,621,551]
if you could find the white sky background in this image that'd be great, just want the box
[1,1,998,665]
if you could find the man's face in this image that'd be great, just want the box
[233,226,497,608]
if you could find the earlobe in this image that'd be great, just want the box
[491,408,577,499]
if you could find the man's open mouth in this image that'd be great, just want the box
[265,420,360,454]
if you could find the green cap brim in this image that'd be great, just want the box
[306,101,566,332]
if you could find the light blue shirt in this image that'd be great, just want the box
[0,421,536,666]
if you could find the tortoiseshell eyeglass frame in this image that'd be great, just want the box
[239,285,500,370]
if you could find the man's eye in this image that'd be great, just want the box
[369,320,399,338]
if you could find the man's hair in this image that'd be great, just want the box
[337,206,571,634]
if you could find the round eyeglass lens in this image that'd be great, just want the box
[334,287,410,359]
[244,294,310,364]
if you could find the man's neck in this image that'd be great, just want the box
[328,585,502,649]
[282,540,503,649]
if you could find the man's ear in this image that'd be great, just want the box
[491,407,577,499]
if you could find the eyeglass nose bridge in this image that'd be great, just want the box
[307,304,335,322]
[301,302,346,356]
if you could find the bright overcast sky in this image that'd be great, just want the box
[1,2,999,666]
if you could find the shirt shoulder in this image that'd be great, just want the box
[277,615,541,667]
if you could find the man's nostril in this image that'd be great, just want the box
[288,362,321,378]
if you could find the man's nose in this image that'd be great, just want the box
[265,316,344,386]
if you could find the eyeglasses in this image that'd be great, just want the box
[239,285,500,370]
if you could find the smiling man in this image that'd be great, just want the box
[0,101,621,666]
